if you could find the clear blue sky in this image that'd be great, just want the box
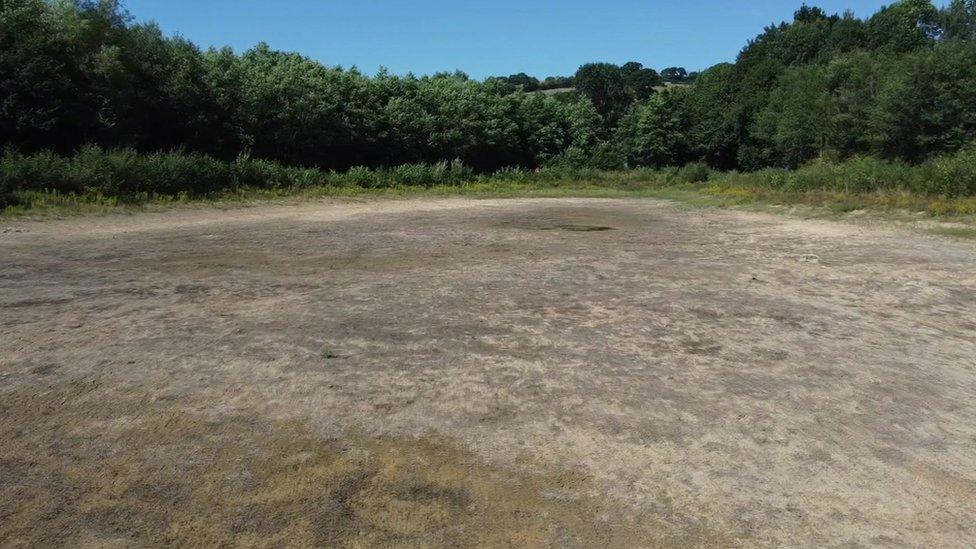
[125,0,950,79]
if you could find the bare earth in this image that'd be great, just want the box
[2,197,975,547]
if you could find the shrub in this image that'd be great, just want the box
[0,174,17,208]
[386,161,468,187]
[320,160,471,188]
[0,150,77,193]
[836,156,910,193]
[751,167,793,189]
[534,164,601,182]
[542,147,592,170]
[588,142,626,171]
[672,162,712,184]
[3,145,976,212]
[742,157,914,194]
[777,159,838,191]
[920,144,976,197]
[68,147,234,198]
[390,163,432,186]
[233,155,287,188]
[152,151,234,195]
[491,166,530,182]
[284,166,328,188]
[446,159,475,185]
[335,166,379,188]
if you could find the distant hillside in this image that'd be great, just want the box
[536,87,576,96]
[533,81,690,96]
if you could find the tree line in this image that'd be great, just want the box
[0,0,601,172]
[2,0,976,177]
[489,64,696,93]
[613,0,976,170]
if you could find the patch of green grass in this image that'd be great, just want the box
[926,225,976,239]
[319,346,339,360]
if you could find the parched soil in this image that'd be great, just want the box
[1,197,975,547]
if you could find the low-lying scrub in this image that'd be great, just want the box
[731,146,976,197]
[0,148,482,201]
[3,146,976,218]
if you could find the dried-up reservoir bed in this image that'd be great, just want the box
[2,198,975,546]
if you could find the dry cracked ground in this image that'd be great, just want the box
[1,197,975,547]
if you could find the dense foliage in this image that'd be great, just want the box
[612,0,976,170]
[0,0,601,172]
[2,0,976,193]
[4,144,975,214]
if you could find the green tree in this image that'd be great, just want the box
[940,0,976,40]
[731,56,786,170]
[574,63,631,125]
[685,63,739,169]
[826,11,869,53]
[235,44,382,168]
[867,0,940,52]
[615,90,691,167]
[0,0,94,151]
[821,50,887,157]
[503,72,540,91]
[621,62,661,100]
[5,0,976,179]
[753,65,832,167]
[660,67,688,82]
[874,40,976,160]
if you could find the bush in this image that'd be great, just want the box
[672,162,712,184]
[541,147,593,170]
[285,166,329,188]
[0,148,491,200]
[390,163,432,186]
[741,157,914,194]
[0,174,17,208]
[233,155,287,188]
[534,164,601,182]
[323,160,476,188]
[491,166,530,182]
[749,167,792,189]
[834,156,910,193]
[445,159,475,185]
[919,144,976,197]
[68,147,234,198]
[4,145,976,213]
[386,161,468,187]
[337,166,381,188]
[588,142,626,171]
[0,150,77,193]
